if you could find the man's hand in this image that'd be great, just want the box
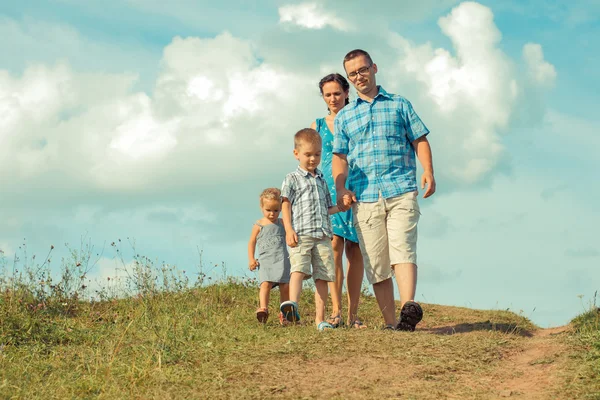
[249,259,260,271]
[421,171,436,198]
[286,229,299,247]
[337,189,356,211]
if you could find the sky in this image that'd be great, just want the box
[0,0,598,327]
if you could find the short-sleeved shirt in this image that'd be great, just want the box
[281,166,333,238]
[333,86,430,203]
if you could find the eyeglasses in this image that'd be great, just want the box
[347,65,371,79]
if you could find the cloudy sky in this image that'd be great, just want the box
[1,0,598,327]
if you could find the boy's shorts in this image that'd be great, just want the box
[288,235,335,282]
[353,191,420,285]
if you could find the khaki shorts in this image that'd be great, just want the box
[288,235,335,282]
[352,191,420,284]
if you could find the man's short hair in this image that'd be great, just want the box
[294,128,322,149]
[343,49,373,68]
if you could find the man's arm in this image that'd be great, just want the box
[412,136,436,198]
[332,153,356,210]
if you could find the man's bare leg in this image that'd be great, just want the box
[392,263,417,307]
[372,277,396,326]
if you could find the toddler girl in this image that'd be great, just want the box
[248,188,291,324]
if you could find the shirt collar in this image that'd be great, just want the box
[296,165,323,178]
[355,85,392,104]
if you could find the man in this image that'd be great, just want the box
[332,49,436,331]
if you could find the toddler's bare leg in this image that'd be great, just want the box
[259,282,272,309]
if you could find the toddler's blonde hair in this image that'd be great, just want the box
[259,187,281,206]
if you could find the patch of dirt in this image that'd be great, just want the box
[490,326,571,399]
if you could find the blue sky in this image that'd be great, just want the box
[0,0,598,327]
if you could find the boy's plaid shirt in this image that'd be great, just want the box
[333,86,430,202]
[281,166,333,238]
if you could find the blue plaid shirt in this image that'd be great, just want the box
[281,166,333,238]
[333,86,429,202]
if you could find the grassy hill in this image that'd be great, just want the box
[1,276,599,399]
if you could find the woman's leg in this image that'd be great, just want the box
[328,235,345,321]
[345,240,364,325]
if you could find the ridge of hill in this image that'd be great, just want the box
[1,281,598,399]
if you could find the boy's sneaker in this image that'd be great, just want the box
[396,301,423,332]
[279,300,300,322]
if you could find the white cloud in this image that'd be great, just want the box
[0,2,559,203]
[278,2,349,31]
[384,2,554,184]
[0,32,313,194]
[523,43,557,86]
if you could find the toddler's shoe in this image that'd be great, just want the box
[256,307,269,323]
[396,301,423,332]
[279,300,300,322]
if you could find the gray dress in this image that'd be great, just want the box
[255,219,291,287]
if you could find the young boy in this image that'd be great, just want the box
[279,128,342,331]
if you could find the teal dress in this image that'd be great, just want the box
[315,118,359,243]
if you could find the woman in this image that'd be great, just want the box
[310,73,366,329]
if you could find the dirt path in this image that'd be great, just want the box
[490,326,571,399]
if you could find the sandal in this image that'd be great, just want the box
[326,314,343,328]
[317,321,334,331]
[350,319,368,329]
[256,307,269,323]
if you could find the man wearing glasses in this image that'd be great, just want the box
[332,49,436,331]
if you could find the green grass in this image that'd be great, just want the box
[1,246,599,398]
[564,304,600,399]
[0,280,539,399]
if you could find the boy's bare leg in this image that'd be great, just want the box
[393,263,417,307]
[328,235,345,319]
[372,278,397,326]
[289,272,305,304]
[314,279,329,325]
[259,282,272,309]
[345,240,364,324]
[279,283,290,303]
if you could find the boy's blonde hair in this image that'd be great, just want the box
[294,128,322,149]
[259,187,281,206]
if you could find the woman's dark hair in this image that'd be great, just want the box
[318,73,350,111]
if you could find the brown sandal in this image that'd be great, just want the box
[256,307,269,323]
[350,319,368,329]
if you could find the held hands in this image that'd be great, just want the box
[337,189,357,212]
[421,171,436,198]
[249,259,259,271]
[286,229,299,248]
